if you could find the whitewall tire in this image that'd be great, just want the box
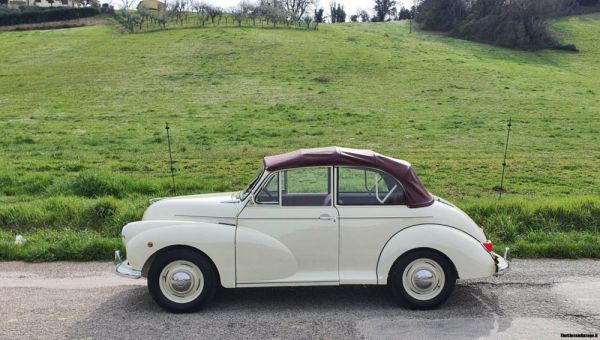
[390,249,456,309]
[148,248,218,313]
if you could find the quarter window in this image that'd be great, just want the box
[337,167,405,205]
[255,173,279,204]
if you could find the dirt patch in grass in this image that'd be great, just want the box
[0,17,112,32]
[313,76,331,83]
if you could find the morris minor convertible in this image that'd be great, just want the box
[115,147,509,312]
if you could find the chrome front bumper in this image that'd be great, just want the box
[493,247,510,276]
[114,250,142,279]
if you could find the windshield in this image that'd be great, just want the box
[240,166,264,200]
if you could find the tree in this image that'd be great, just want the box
[314,7,324,22]
[191,1,208,26]
[358,9,370,22]
[414,0,466,31]
[205,5,223,25]
[397,6,413,20]
[282,0,314,20]
[120,0,135,11]
[230,7,245,26]
[329,1,346,23]
[350,14,358,22]
[302,14,313,29]
[373,0,396,21]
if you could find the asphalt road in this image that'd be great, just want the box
[0,259,599,339]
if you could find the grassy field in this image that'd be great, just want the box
[0,14,598,260]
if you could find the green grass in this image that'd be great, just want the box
[0,14,598,260]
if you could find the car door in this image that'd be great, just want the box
[335,166,432,284]
[236,166,339,285]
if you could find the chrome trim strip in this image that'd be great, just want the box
[174,214,233,219]
[338,216,433,219]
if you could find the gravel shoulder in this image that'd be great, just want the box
[0,259,599,339]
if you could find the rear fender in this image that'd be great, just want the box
[376,224,495,284]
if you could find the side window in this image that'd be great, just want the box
[281,167,332,206]
[255,173,279,204]
[337,167,405,205]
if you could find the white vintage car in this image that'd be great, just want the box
[115,147,509,312]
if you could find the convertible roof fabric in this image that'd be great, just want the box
[263,147,434,208]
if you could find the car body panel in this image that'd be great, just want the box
[123,220,236,288]
[142,192,241,225]
[236,203,339,284]
[376,224,496,283]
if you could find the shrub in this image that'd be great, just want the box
[0,7,99,27]
[453,0,573,50]
[415,0,579,50]
[415,0,467,31]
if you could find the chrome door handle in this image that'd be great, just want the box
[319,215,337,222]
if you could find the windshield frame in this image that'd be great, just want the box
[240,166,265,201]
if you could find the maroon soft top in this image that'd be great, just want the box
[263,147,434,208]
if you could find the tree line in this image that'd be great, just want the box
[115,0,417,33]
[117,0,328,32]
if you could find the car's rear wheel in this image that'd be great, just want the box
[148,248,218,313]
[389,249,456,309]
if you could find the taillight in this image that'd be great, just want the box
[482,240,493,253]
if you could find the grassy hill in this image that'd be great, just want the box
[0,14,598,260]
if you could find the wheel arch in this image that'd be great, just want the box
[376,224,496,284]
[386,247,458,285]
[141,245,221,285]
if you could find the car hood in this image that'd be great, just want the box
[142,192,243,223]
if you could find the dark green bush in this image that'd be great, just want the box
[415,0,467,31]
[0,7,99,26]
[415,0,581,50]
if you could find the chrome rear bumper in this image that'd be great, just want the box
[114,250,142,279]
[493,247,510,276]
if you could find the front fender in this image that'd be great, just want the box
[376,224,495,284]
[125,221,236,288]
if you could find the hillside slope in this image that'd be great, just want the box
[0,15,598,259]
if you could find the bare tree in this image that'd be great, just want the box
[282,0,314,20]
[230,5,246,26]
[191,1,208,26]
[205,5,223,25]
[120,0,134,10]
[169,0,186,25]
[302,14,313,28]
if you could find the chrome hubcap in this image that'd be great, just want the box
[159,260,204,304]
[170,271,193,293]
[402,258,445,301]
[413,269,435,290]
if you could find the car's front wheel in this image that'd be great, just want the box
[147,248,218,313]
[389,249,456,309]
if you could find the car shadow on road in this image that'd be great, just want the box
[65,283,511,339]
